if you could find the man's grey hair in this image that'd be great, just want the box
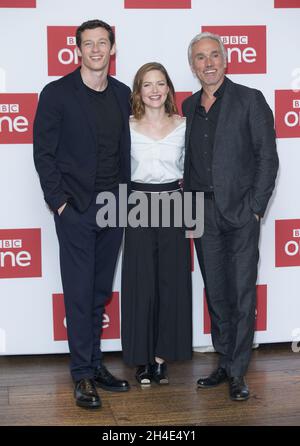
[187,32,227,66]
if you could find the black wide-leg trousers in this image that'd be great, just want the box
[121,194,193,367]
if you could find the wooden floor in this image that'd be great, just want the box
[0,343,300,426]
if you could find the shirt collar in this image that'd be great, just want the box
[213,76,227,98]
[199,76,227,101]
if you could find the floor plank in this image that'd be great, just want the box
[0,343,299,426]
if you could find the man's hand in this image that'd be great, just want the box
[254,213,260,222]
[58,202,67,216]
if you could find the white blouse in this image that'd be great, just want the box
[130,119,186,184]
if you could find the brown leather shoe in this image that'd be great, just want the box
[197,367,227,388]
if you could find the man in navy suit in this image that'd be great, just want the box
[183,32,278,401]
[34,19,131,408]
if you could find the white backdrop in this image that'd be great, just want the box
[0,0,300,355]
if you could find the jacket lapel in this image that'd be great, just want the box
[183,91,200,190]
[185,90,201,150]
[212,77,235,156]
[108,76,130,127]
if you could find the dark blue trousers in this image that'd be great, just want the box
[54,190,123,382]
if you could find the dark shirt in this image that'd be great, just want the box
[189,77,227,192]
[85,82,123,191]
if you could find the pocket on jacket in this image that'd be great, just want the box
[59,203,78,224]
[59,203,70,218]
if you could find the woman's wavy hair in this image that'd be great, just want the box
[131,62,178,120]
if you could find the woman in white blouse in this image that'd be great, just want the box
[121,62,192,385]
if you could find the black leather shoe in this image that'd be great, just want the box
[135,365,153,385]
[197,367,227,388]
[74,378,101,409]
[152,362,169,385]
[229,376,249,401]
[94,364,130,392]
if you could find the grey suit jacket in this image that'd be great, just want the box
[182,77,279,227]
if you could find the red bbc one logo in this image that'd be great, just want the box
[203,285,267,334]
[275,219,300,267]
[0,229,42,279]
[275,90,300,138]
[0,0,36,7]
[47,26,116,77]
[0,94,38,144]
[124,0,191,8]
[201,25,266,74]
[274,0,300,7]
[175,91,192,115]
[52,292,120,341]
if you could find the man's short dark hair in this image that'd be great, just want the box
[76,19,115,49]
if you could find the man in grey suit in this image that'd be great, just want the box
[182,32,278,401]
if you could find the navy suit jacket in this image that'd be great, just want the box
[33,67,131,212]
[182,77,279,226]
